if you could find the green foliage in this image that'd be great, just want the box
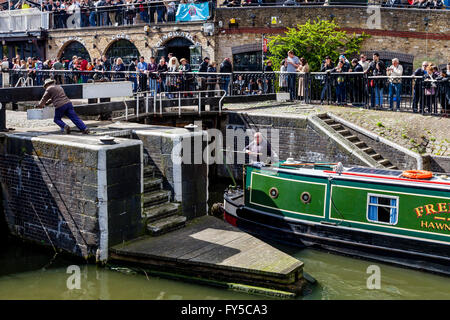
[376,122,384,128]
[267,19,370,71]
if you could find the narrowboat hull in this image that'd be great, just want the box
[222,164,450,276]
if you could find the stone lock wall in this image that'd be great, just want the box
[0,133,143,259]
[133,126,208,220]
[47,23,215,62]
[219,112,367,180]
[215,7,450,67]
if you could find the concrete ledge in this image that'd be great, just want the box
[327,112,424,170]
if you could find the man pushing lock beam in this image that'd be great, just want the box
[36,78,90,134]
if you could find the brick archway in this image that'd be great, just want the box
[57,40,91,62]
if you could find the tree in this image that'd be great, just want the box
[267,19,370,72]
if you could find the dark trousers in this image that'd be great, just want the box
[412,84,423,112]
[54,102,87,132]
[336,83,346,104]
[129,76,138,92]
[288,74,296,100]
[139,74,148,91]
[320,81,331,102]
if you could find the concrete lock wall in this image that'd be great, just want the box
[215,7,450,66]
[134,126,208,220]
[219,112,367,180]
[0,133,143,260]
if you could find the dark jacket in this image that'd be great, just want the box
[367,60,386,76]
[147,62,158,79]
[219,59,233,73]
[413,67,426,78]
[320,61,335,72]
[199,60,209,73]
[38,84,71,109]
[114,63,126,79]
[128,61,137,72]
[352,64,363,73]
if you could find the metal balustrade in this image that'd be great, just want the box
[3,68,449,115]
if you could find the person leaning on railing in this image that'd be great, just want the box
[423,64,440,114]
[279,59,288,93]
[207,61,218,97]
[350,58,364,106]
[437,69,449,113]
[365,52,386,109]
[412,61,428,113]
[127,57,138,92]
[296,57,309,101]
[387,58,403,111]
[156,57,168,94]
[319,56,334,104]
[113,57,126,81]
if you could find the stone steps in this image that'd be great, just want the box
[346,135,359,142]
[371,153,383,160]
[146,215,187,236]
[354,141,367,148]
[378,159,391,166]
[144,177,163,193]
[319,114,398,170]
[143,190,171,208]
[330,123,343,130]
[361,147,375,155]
[144,165,156,178]
[387,165,399,170]
[143,202,180,223]
[141,161,186,237]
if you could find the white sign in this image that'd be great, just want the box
[65,36,86,46]
[155,31,201,47]
[82,82,133,99]
[112,34,131,41]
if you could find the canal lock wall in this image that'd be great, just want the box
[218,112,450,181]
[0,124,208,260]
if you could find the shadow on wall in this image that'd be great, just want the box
[0,137,96,258]
[0,191,8,241]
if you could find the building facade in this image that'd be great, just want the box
[1,6,449,70]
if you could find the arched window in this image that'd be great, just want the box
[105,39,140,66]
[59,41,90,63]
[155,37,201,70]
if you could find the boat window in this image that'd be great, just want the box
[367,194,398,225]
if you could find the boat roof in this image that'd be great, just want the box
[248,162,450,191]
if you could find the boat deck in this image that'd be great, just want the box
[109,216,305,296]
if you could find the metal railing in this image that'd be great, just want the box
[0,8,50,32]
[3,68,449,116]
[126,88,226,119]
[1,0,213,31]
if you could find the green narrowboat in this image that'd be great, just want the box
[223,160,450,276]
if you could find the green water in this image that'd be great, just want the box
[0,237,449,300]
[1,179,449,300]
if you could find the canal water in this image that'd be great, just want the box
[0,179,449,300]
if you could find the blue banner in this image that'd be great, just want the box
[175,3,210,22]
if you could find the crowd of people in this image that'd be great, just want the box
[280,51,450,113]
[0,0,209,28]
[3,52,449,112]
[3,54,237,96]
